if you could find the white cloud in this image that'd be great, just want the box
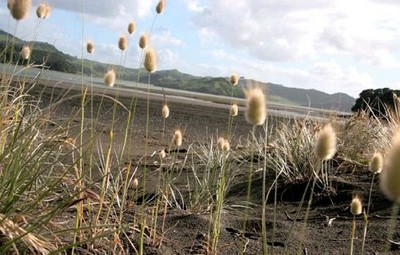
[193,0,400,68]
[181,0,206,12]
[152,30,185,48]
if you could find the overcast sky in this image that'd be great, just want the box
[2,0,400,97]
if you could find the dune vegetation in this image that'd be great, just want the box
[1,1,400,255]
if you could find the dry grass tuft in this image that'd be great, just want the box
[369,152,383,174]
[0,213,55,254]
[350,196,363,215]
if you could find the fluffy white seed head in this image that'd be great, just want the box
[314,123,337,161]
[230,103,238,117]
[144,48,157,73]
[8,0,31,20]
[132,178,139,189]
[139,34,149,49]
[20,45,30,60]
[104,69,116,87]
[172,130,182,147]
[118,34,128,51]
[245,86,267,126]
[128,21,136,35]
[162,104,169,119]
[86,40,94,54]
[159,149,166,159]
[217,137,230,152]
[380,132,400,203]
[350,196,362,216]
[230,73,239,86]
[369,152,383,174]
[156,0,165,14]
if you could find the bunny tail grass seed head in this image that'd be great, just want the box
[162,104,170,119]
[350,196,363,216]
[217,137,230,152]
[9,0,31,20]
[128,21,136,35]
[104,69,116,87]
[172,130,182,147]
[369,152,383,174]
[314,123,337,160]
[132,178,139,189]
[144,48,157,73]
[245,86,267,126]
[230,103,238,117]
[380,132,400,203]
[139,33,149,49]
[159,149,166,159]
[86,40,94,54]
[156,0,165,14]
[230,73,239,86]
[21,45,30,60]
[36,3,46,18]
[118,34,128,51]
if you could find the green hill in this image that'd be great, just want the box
[0,30,354,112]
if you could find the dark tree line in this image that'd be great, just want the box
[352,88,400,117]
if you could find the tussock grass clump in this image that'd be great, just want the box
[8,0,31,20]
